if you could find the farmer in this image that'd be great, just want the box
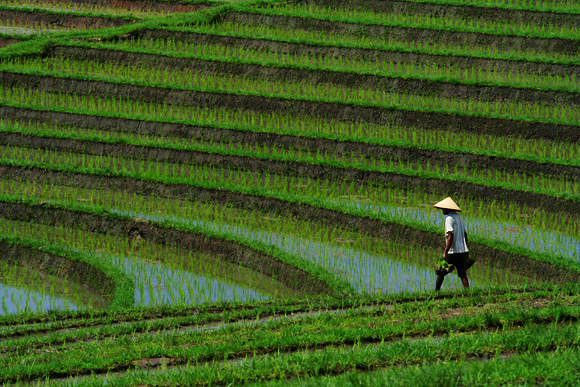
[434,197,471,291]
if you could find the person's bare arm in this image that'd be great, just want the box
[443,231,453,260]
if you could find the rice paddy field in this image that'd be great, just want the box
[1,0,580,384]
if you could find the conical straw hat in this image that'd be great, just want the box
[433,197,462,212]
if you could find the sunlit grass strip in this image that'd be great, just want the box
[0,234,133,313]
[2,295,576,372]
[252,346,580,387]
[96,38,580,92]
[254,4,580,39]
[3,304,580,383]
[172,21,580,64]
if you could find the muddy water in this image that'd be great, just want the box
[112,209,472,294]
[103,252,270,306]
[0,282,81,315]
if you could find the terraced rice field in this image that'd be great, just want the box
[1,0,580,384]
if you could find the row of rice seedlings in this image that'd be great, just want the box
[0,218,279,307]
[8,56,580,122]
[0,159,574,278]
[0,176,514,293]
[4,117,580,200]
[7,293,576,386]
[188,21,577,61]
[2,138,578,240]
[106,38,580,91]
[403,0,580,13]
[272,3,580,38]
[3,88,579,162]
[66,332,580,387]
[3,127,580,202]
[0,262,86,315]
[0,19,64,35]
[2,0,178,18]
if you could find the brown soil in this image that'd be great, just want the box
[49,45,580,107]
[0,199,337,297]
[16,0,209,14]
[0,166,577,285]
[134,28,580,80]
[223,11,580,59]
[0,9,138,30]
[0,239,113,308]
[2,71,580,142]
[283,0,580,28]
[0,37,23,48]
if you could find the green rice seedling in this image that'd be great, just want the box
[2,84,579,163]
[0,264,89,315]
[0,172,544,293]
[3,57,580,126]
[102,38,580,92]
[183,21,580,63]
[1,0,176,18]
[268,3,580,39]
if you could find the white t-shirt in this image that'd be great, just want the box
[444,212,468,254]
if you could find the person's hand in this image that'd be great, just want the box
[442,252,449,261]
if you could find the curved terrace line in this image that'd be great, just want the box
[237,7,580,41]
[0,235,131,312]
[137,27,580,77]
[0,164,576,285]
[0,195,349,297]
[43,43,580,105]
[2,104,579,166]
[2,70,580,142]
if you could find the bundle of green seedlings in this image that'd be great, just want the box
[3,293,580,384]
[181,20,580,62]
[101,38,580,92]
[265,3,580,39]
